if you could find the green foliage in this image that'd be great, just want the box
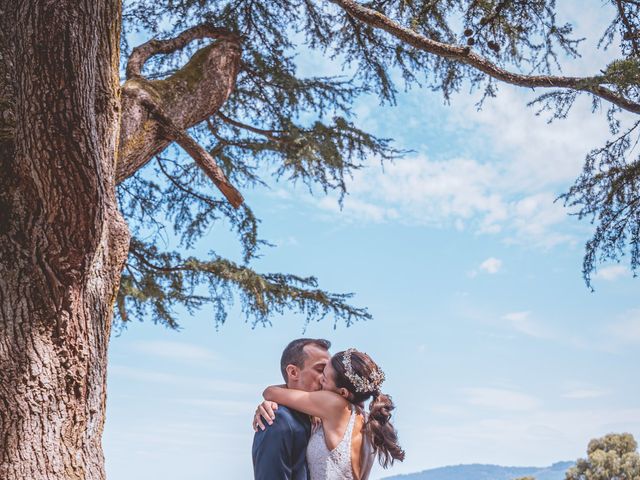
[604,59,640,91]
[565,433,640,480]
[123,0,580,104]
[116,237,370,329]
[115,146,376,329]
[560,122,640,288]
[117,0,640,328]
[118,0,407,328]
[530,2,640,286]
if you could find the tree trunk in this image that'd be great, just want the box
[0,1,129,479]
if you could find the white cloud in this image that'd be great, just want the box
[267,188,294,201]
[561,388,610,400]
[275,236,299,247]
[608,310,640,344]
[409,407,640,469]
[287,95,601,247]
[501,311,546,338]
[506,192,576,248]
[315,195,398,223]
[355,156,503,224]
[286,44,640,252]
[469,257,503,277]
[132,340,218,363]
[480,257,502,274]
[462,387,541,411]
[109,365,179,385]
[279,0,633,257]
[109,365,258,394]
[502,311,527,321]
[304,153,578,248]
[111,420,249,449]
[594,265,629,281]
[172,397,257,416]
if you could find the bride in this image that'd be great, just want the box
[258,348,404,480]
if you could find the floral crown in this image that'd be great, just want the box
[341,348,385,394]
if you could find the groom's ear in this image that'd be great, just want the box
[285,364,299,380]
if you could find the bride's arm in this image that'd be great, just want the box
[263,385,344,420]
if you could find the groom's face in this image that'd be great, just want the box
[296,344,330,392]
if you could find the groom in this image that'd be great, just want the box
[252,338,331,480]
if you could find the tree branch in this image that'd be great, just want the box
[123,83,243,208]
[215,112,287,142]
[126,24,240,79]
[123,239,372,328]
[117,24,242,184]
[156,157,225,211]
[329,0,640,114]
[615,0,640,57]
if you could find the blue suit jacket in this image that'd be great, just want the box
[252,406,311,480]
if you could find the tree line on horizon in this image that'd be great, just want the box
[514,433,640,480]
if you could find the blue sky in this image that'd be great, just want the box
[105,3,640,479]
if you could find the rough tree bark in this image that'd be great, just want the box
[0,1,129,478]
[0,2,241,479]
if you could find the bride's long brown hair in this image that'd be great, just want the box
[331,350,405,468]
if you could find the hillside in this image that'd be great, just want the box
[381,461,574,480]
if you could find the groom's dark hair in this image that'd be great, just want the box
[280,338,331,381]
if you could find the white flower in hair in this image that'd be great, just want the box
[341,348,385,394]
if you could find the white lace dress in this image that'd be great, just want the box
[306,405,375,480]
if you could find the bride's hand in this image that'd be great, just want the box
[311,416,321,430]
[253,400,278,432]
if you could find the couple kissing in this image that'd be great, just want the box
[251,338,405,480]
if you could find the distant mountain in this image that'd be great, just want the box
[380,461,574,480]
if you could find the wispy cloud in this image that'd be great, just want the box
[110,421,249,449]
[109,365,258,394]
[286,85,611,249]
[172,397,257,416]
[281,1,628,257]
[462,387,541,411]
[412,407,640,467]
[502,311,552,339]
[561,388,610,399]
[308,153,577,248]
[480,257,502,274]
[274,236,299,247]
[469,257,503,278]
[132,340,219,363]
[593,265,629,281]
[608,309,640,344]
[315,195,399,223]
